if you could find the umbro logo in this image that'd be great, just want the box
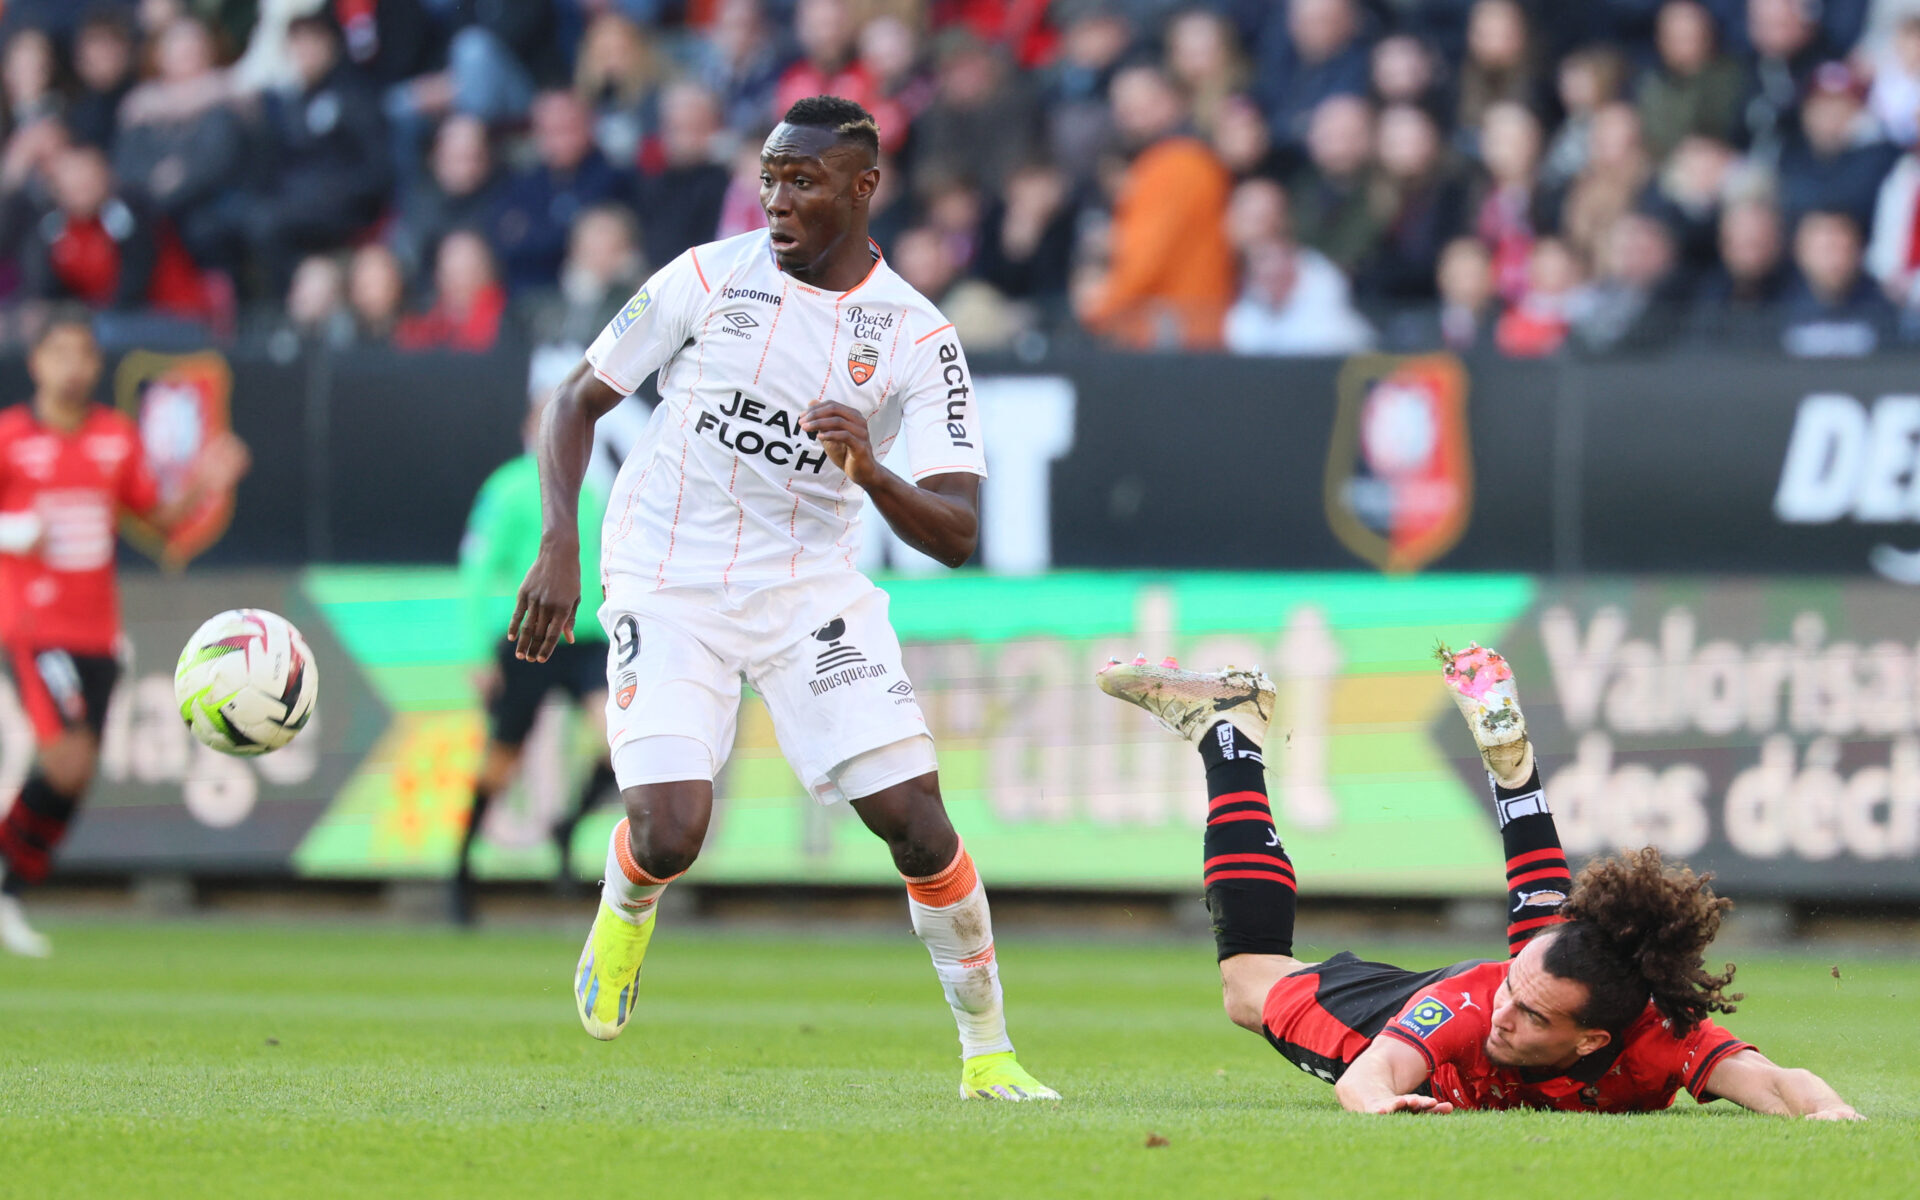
[887,680,913,696]
[724,312,758,330]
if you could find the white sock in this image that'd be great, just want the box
[601,818,675,925]
[904,844,1014,1059]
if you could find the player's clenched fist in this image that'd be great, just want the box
[509,538,581,662]
[798,402,878,486]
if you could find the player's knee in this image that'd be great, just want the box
[620,785,710,878]
[1219,960,1281,1032]
[867,783,957,876]
[1222,982,1266,1032]
[40,734,97,795]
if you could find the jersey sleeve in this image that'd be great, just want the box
[895,321,987,482]
[1678,1017,1755,1102]
[1377,986,1490,1074]
[584,247,711,396]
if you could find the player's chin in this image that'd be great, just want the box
[1482,1036,1521,1067]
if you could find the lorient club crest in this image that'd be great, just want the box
[114,349,238,568]
[847,343,879,386]
[1323,353,1473,574]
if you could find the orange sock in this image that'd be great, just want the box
[903,842,1013,1058]
[601,818,679,925]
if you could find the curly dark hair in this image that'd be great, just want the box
[1543,846,1742,1035]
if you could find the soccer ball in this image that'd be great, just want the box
[174,609,318,756]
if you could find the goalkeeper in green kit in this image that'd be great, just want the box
[452,382,615,924]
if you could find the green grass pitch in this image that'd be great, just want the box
[1,921,1915,1198]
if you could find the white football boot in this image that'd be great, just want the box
[1438,642,1532,788]
[0,867,51,958]
[1095,655,1275,746]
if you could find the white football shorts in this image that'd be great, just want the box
[599,574,933,804]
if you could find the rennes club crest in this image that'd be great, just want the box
[1323,353,1473,574]
[114,350,239,568]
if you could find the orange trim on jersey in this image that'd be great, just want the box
[689,247,710,292]
[903,843,978,907]
[911,464,987,479]
[913,322,954,345]
[784,477,803,578]
[838,243,884,298]
[751,279,789,385]
[593,365,633,395]
[720,455,745,585]
[814,297,843,404]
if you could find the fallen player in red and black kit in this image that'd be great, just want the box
[1096,644,1861,1119]
[0,311,248,956]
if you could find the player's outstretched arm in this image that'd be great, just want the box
[799,401,979,568]
[1333,1037,1453,1115]
[511,361,624,662]
[1701,1049,1863,1120]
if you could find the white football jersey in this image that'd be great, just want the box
[585,231,987,592]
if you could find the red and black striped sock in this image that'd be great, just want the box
[1495,764,1571,956]
[0,773,79,893]
[1198,721,1296,960]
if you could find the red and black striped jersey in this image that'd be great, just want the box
[1380,960,1753,1112]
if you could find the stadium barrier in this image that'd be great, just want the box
[4,568,1915,899]
[6,342,1918,575]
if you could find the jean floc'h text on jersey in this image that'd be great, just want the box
[693,391,832,473]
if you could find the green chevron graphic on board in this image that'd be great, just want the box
[288,569,1536,894]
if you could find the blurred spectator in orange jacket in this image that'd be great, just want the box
[1076,64,1234,350]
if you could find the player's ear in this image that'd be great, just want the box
[1574,1027,1612,1058]
[853,164,880,204]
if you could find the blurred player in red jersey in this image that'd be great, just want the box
[1097,643,1861,1119]
[0,311,249,956]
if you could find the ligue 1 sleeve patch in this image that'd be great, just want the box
[611,288,651,336]
[1396,997,1456,1040]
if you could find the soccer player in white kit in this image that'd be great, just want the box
[509,97,1056,1101]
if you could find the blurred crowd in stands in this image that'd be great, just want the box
[7,0,1920,360]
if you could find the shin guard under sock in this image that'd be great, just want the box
[601,817,678,924]
[903,843,1013,1058]
[0,774,79,890]
[1198,722,1296,960]
[1493,764,1571,955]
